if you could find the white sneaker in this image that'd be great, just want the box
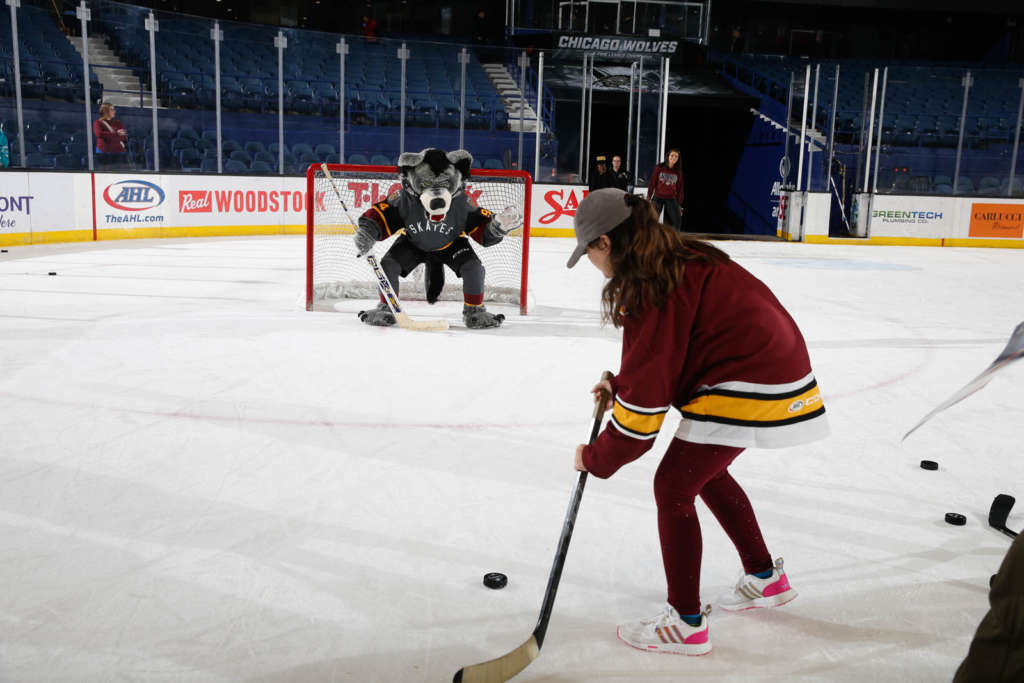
[617,603,712,656]
[720,557,797,612]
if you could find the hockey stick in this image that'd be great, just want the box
[453,370,613,683]
[318,163,448,332]
[989,494,1019,539]
[903,321,1024,440]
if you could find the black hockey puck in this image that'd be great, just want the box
[945,512,966,526]
[48,272,57,276]
[920,460,938,470]
[483,572,507,589]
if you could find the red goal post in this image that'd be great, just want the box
[306,163,532,315]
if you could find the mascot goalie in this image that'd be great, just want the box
[353,148,522,329]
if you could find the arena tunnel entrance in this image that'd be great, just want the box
[536,45,759,234]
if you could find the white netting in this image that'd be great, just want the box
[308,165,529,311]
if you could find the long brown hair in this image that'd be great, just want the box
[593,194,728,327]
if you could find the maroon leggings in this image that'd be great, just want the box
[654,438,774,614]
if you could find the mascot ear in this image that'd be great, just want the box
[398,149,427,170]
[398,149,430,194]
[447,150,473,180]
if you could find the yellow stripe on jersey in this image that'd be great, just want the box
[611,400,668,439]
[680,385,824,426]
[372,205,393,237]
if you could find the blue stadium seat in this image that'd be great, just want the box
[224,159,247,174]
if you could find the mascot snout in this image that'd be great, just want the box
[421,187,453,222]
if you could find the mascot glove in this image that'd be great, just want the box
[492,206,523,235]
[353,224,376,258]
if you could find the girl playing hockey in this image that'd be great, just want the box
[567,188,829,656]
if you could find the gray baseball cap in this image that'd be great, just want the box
[566,187,632,268]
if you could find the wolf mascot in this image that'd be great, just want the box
[353,148,521,329]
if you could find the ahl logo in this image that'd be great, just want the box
[179,191,213,213]
[104,179,165,212]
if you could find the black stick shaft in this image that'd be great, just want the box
[532,372,612,649]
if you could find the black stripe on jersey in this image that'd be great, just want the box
[611,414,659,439]
[679,405,826,428]
[690,378,818,402]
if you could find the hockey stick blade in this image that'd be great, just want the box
[319,163,448,332]
[452,371,613,683]
[989,494,1019,539]
[903,321,1024,440]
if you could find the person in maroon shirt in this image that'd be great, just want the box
[646,148,684,230]
[566,188,829,657]
[93,102,127,169]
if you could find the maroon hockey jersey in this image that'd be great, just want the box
[582,257,829,479]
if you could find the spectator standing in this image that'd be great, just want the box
[93,102,127,170]
[589,154,612,192]
[361,15,377,42]
[608,154,633,192]
[729,26,747,54]
[647,148,684,230]
[0,125,9,168]
[473,10,489,43]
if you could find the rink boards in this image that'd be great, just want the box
[2,171,1023,248]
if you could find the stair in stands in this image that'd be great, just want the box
[68,34,156,109]
[482,63,541,133]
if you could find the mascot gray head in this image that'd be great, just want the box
[397,148,473,222]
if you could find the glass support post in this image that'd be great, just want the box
[534,51,544,179]
[952,71,973,195]
[212,23,223,173]
[337,38,348,165]
[1008,78,1024,197]
[275,31,287,175]
[458,48,469,150]
[77,1,94,171]
[7,0,26,168]
[862,68,879,192]
[145,12,159,172]
[872,67,888,193]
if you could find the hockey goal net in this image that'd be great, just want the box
[306,164,532,315]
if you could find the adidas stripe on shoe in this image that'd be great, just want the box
[720,556,797,612]
[617,603,712,656]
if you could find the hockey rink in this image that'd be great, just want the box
[2,234,1023,682]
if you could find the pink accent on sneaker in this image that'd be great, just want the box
[684,627,709,645]
[763,574,791,598]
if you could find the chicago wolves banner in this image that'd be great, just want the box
[556,34,679,55]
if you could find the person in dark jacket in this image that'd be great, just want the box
[608,154,633,192]
[647,148,684,230]
[589,155,612,192]
[953,531,1024,682]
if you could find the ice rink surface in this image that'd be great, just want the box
[2,234,1023,682]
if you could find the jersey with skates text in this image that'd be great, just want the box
[582,256,830,479]
[359,188,496,252]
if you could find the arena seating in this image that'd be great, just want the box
[95,7,509,129]
[0,5,102,105]
[719,54,1023,149]
[1,3,528,172]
